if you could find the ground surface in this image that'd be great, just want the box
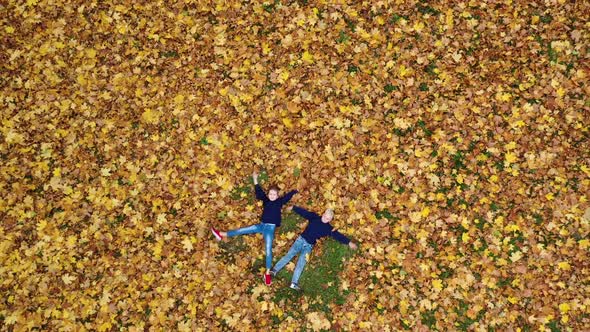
[1,0,589,331]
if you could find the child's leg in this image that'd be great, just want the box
[291,243,313,285]
[272,237,304,274]
[262,224,276,271]
[226,223,262,237]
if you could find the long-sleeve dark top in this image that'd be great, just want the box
[255,184,297,227]
[292,206,351,245]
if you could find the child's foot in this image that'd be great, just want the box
[264,272,272,286]
[289,283,301,291]
[211,227,223,241]
[270,270,277,277]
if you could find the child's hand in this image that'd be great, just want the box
[349,242,358,250]
[252,172,258,184]
[287,205,294,211]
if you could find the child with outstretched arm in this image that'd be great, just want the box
[270,205,357,290]
[211,172,298,285]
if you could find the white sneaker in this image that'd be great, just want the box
[289,283,301,290]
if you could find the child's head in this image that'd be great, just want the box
[321,209,334,223]
[268,185,280,201]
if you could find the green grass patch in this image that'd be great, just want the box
[279,212,303,234]
[270,238,355,321]
[336,30,350,44]
[160,50,178,58]
[454,299,486,331]
[384,84,398,93]
[375,209,399,221]
[300,239,354,303]
[421,309,437,330]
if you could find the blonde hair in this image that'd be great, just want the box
[325,208,334,216]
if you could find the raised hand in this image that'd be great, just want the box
[252,171,259,184]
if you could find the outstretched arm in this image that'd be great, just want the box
[331,230,352,246]
[280,190,298,204]
[253,172,268,201]
[292,206,316,220]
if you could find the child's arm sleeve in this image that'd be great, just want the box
[255,184,269,201]
[280,190,298,204]
[292,206,314,220]
[331,230,351,245]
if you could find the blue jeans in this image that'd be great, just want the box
[272,236,313,284]
[227,223,276,270]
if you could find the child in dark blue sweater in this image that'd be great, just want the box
[270,205,357,290]
[211,172,297,285]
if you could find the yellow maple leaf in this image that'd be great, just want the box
[413,21,424,32]
[302,51,314,64]
[456,174,464,184]
[398,64,411,77]
[462,232,470,243]
[505,141,517,150]
[5,130,24,145]
[86,48,97,58]
[62,273,76,285]
[557,261,571,270]
[510,251,523,262]
[174,94,185,104]
[409,211,422,223]
[152,241,163,259]
[445,9,454,30]
[98,322,112,332]
[37,219,47,233]
[282,117,294,128]
[262,42,271,55]
[4,311,19,325]
[556,87,565,98]
[142,108,161,124]
[559,303,570,314]
[100,167,111,177]
[505,152,517,164]
[278,69,289,83]
[306,312,331,331]
[432,279,443,291]
[421,206,430,218]
[182,237,193,252]
[498,92,512,102]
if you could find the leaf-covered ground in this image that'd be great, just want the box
[1,0,589,331]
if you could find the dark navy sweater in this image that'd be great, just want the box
[292,206,351,246]
[256,184,297,227]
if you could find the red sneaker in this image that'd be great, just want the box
[264,272,272,286]
[211,227,223,241]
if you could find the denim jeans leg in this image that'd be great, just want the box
[272,237,303,274]
[226,223,262,237]
[292,241,313,284]
[263,224,276,270]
